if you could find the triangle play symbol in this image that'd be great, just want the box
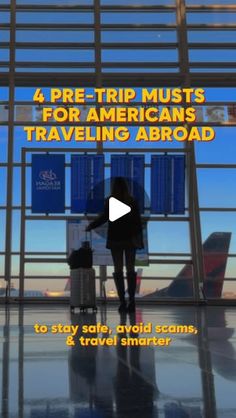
[109,197,131,222]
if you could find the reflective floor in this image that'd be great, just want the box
[0,304,236,418]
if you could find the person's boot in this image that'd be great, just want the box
[127,271,137,313]
[113,272,126,313]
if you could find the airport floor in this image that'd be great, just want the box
[0,304,235,418]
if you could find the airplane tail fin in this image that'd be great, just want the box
[202,232,231,298]
[64,278,70,292]
[136,268,143,295]
[166,232,231,298]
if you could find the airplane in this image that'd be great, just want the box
[146,232,231,298]
[0,283,45,297]
[0,281,68,298]
[0,232,231,299]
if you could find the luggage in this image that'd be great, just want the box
[68,241,93,269]
[69,231,97,312]
[70,268,97,313]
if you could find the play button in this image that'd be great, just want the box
[109,197,131,222]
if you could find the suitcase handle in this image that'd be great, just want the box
[85,230,92,247]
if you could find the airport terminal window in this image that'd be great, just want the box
[1,0,236,301]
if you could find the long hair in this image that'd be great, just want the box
[111,177,132,202]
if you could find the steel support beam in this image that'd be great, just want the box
[176,0,204,302]
[4,0,16,295]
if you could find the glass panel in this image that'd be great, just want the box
[197,169,236,208]
[188,30,236,43]
[0,104,8,122]
[25,221,66,252]
[187,0,235,4]
[12,210,21,252]
[13,168,21,206]
[201,212,236,253]
[101,12,176,25]
[22,278,101,297]
[17,0,93,4]
[190,49,236,62]
[15,86,49,101]
[191,67,236,73]
[102,67,179,73]
[101,0,175,4]
[0,29,9,42]
[0,12,10,23]
[16,66,94,73]
[0,126,8,162]
[0,211,6,252]
[24,263,68,278]
[203,87,236,102]
[0,256,4,276]
[102,30,177,43]
[195,128,236,164]
[225,258,236,281]
[16,30,94,43]
[0,168,7,206]
[187,12,236,24]
[16,12,94,24]
[0,50,9,61]
[0,87,9,100]
[148,221,190,253]
[11,255,19,276]
[102,49,178,62]
[16,49,94,62]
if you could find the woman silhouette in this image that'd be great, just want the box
[86,177,143,313]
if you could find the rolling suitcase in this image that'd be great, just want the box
[70,268,97,313]
[70,233,97,312]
